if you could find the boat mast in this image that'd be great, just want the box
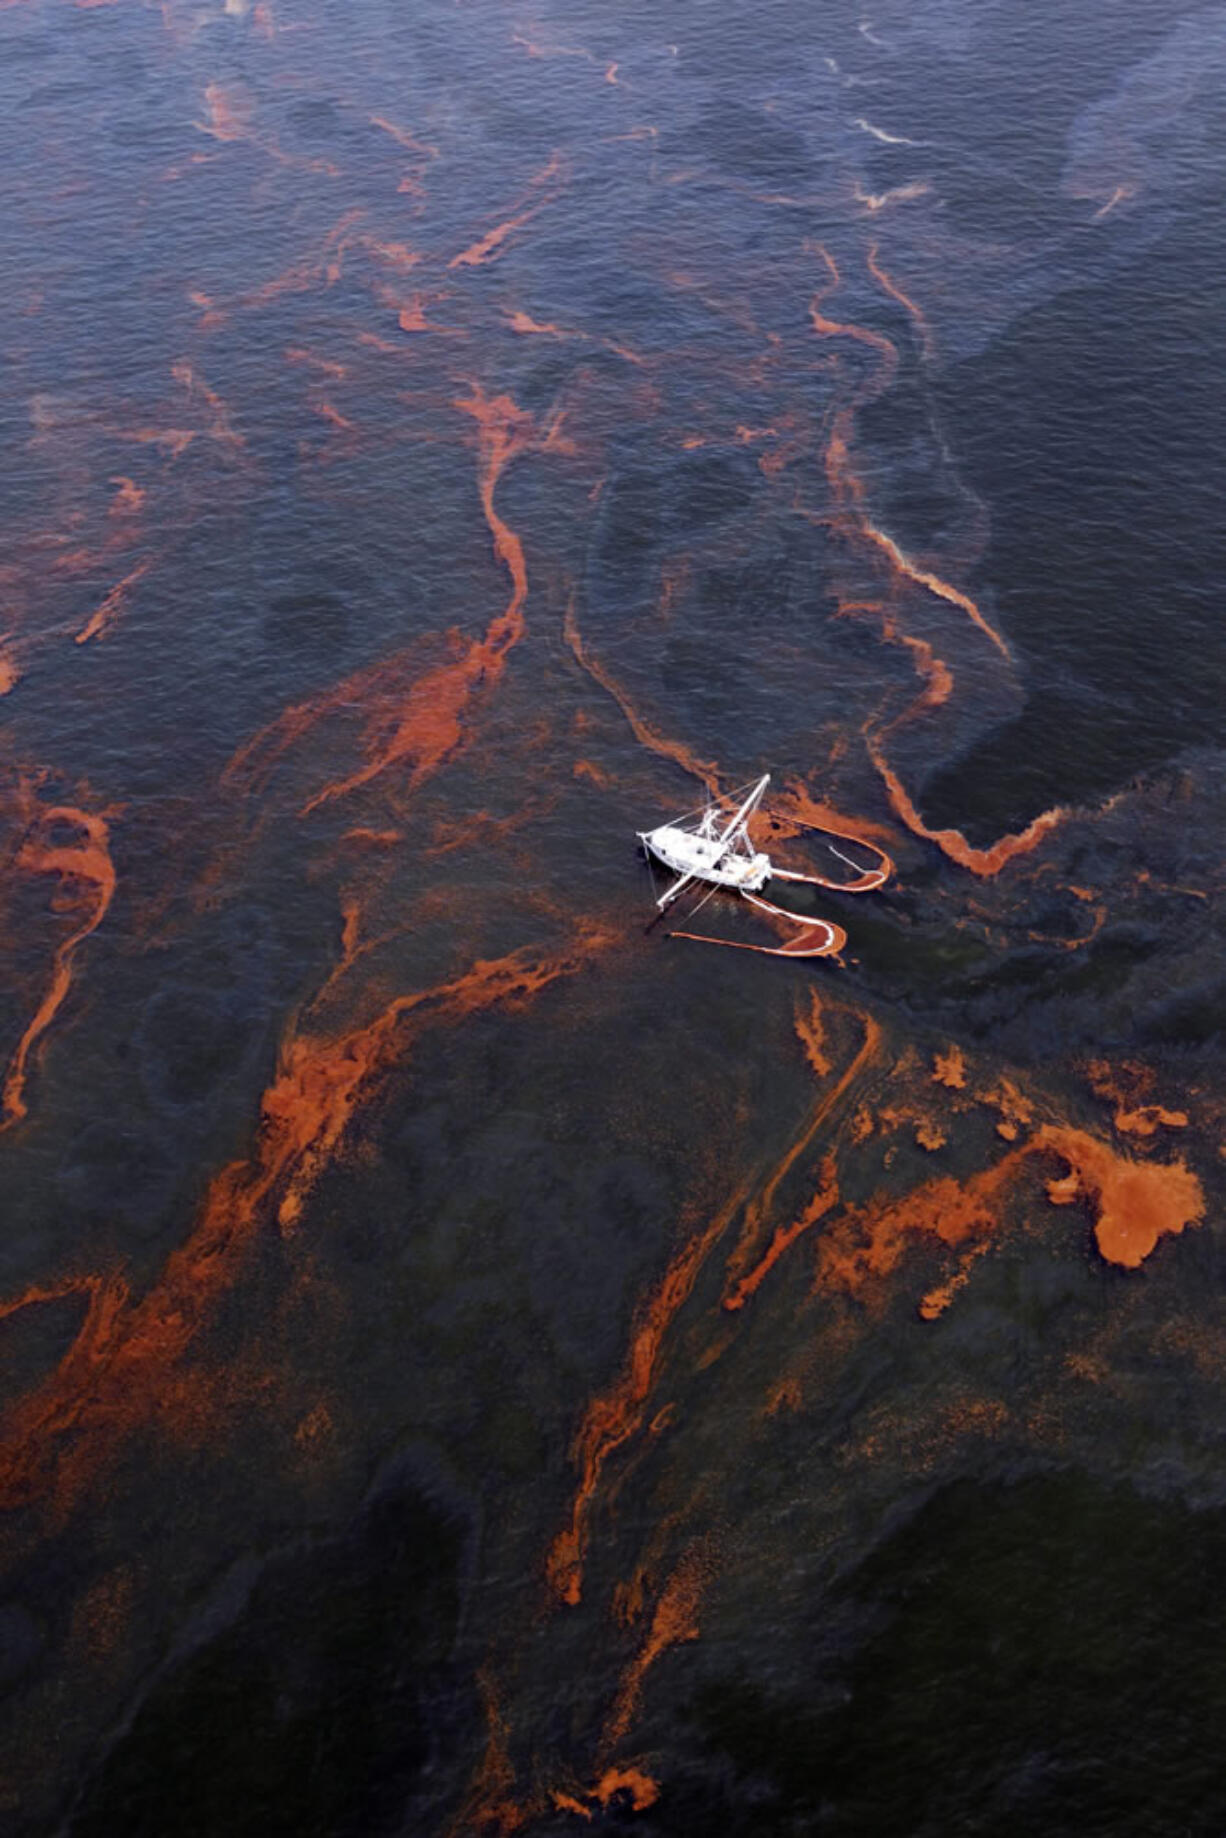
[719,774,770,852]
[653,774,769,911]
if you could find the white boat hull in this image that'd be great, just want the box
[639,823,772,891]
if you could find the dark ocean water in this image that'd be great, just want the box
[1,0,1226,1832]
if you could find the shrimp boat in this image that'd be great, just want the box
[638,774,891,960]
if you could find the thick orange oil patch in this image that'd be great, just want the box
[875,1105,946,1151]
[1085,1058,1188,1136]
[590,1768,660,1811]
[815,1147,1028,1305]
[1038,1126,1205,1268]
[1114,1106,1189,1136]
[932,1045,967,1089]
[982,1077,1033,1142]
[1,799,117,1130]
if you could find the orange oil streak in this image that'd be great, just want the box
[270,387,542,815]
[242,208,367,308]
[364,239,422,275]
[550,1011,882,1602]
[1093,185,1134,220]
[602,1546,708,1749]
[861,521,1009,660]
[170,360,244,451]
[504,308,571,338]
[453,1664,537,1837]
[769,781,899,857]
[120,427,197,460]
[0,651,21,695]
[723,1009,883,1309]
[305,894,365,1012]
[448,151,565,270]
[188,289,227,331]
[75,557,151,644]
[722,1155,840,1312]
[0,1270,108,1327]
[222,641,448,800]
[867,740,1064,877]
[402,292,464,334]
[369,114,439,159]
[866,241,936,363]
[795,988,831,1078]
[545,1180,753,1606]
[562,601,720,793]
[194,78,338,177]
[550,1790,592,1820]
[808,242,898,402]
[503,309,642,366]
[0,932,610,1518]
[1,803,116,1131]
[285,346,347,379]
[810,249,1043,876]
[727,994,840,1252]
[315,399,356,433]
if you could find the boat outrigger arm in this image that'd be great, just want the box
[638,774,773,912]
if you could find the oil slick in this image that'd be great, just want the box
[0,1,1221,1831]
